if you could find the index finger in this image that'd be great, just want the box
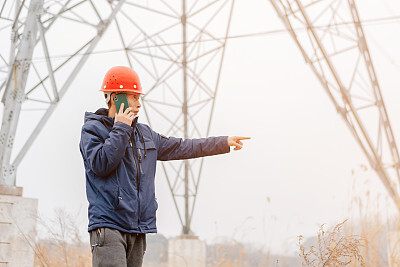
[118,103,124,114]
[124,107,133,115]
[237,137,251,140]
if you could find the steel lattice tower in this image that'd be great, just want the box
[270,0,400,211]
[0,0,235,236]
[0,0,127,185]
[2,0,397,241]
[108,0,235,235]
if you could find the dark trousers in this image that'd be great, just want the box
[89,227,146,267]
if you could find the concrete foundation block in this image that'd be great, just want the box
[0,186,38,267]
[168,235,206,267]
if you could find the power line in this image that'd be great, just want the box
[21,15,400,62]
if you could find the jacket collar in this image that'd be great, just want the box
[84,108,138,129]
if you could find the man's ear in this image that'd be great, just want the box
[109,93,117,108]
[110,94,114,106]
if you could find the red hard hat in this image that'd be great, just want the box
[100,66,144,95]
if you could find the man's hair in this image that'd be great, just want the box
[104,92,114,108]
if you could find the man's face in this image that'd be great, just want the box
[110,92,142,116]
[126,93,141,116]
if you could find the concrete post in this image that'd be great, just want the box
[0,185,38,267]
[168,235,206,267]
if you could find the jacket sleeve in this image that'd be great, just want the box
[152,131,230,161]
[80,122,132,178]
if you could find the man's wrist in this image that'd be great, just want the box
[114,121,133,132]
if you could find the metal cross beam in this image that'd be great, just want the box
[0,0,126,185]
[270,0,400,210]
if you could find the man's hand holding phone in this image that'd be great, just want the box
[115,103,135,126]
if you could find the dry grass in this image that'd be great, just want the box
[298,220,366,266]
[34,241,91,267]
[344,213,400,266]
[31,164,400,266]
[33,208,91,267]
[387,226,400,266]
[345,165,400,266]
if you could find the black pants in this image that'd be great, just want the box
[89,227,146,267]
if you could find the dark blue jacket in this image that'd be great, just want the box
[79,108,230,233]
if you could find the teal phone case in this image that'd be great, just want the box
[113,93,130,113]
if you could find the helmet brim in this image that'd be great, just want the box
[100,88,145,95]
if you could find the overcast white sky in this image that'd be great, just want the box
[1,0,400,255]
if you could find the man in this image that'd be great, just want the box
[79,66,250,267]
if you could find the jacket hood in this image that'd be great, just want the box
[84,107,108,121]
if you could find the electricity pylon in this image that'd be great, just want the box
[0,0,235,236]
[270,0,400,211]
[110,0,235,235]
[0,0,126,185]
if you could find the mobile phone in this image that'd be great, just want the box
[113,93,130,113]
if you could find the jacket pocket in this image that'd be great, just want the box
[101,174,118,209]
[140,196,159,225]
[154,198,158,211]
[136,139,157,175]
[115,187,135,211]
[90,227,106,252]
[99,227,106,246]
[115,188,122,210]
[144,139,156,150]
[135,138,156,151]
[115,186,123,210]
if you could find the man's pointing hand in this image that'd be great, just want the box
[227,136,251,151]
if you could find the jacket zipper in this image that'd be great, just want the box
[129,139,140,227]
[138,149,143,173]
